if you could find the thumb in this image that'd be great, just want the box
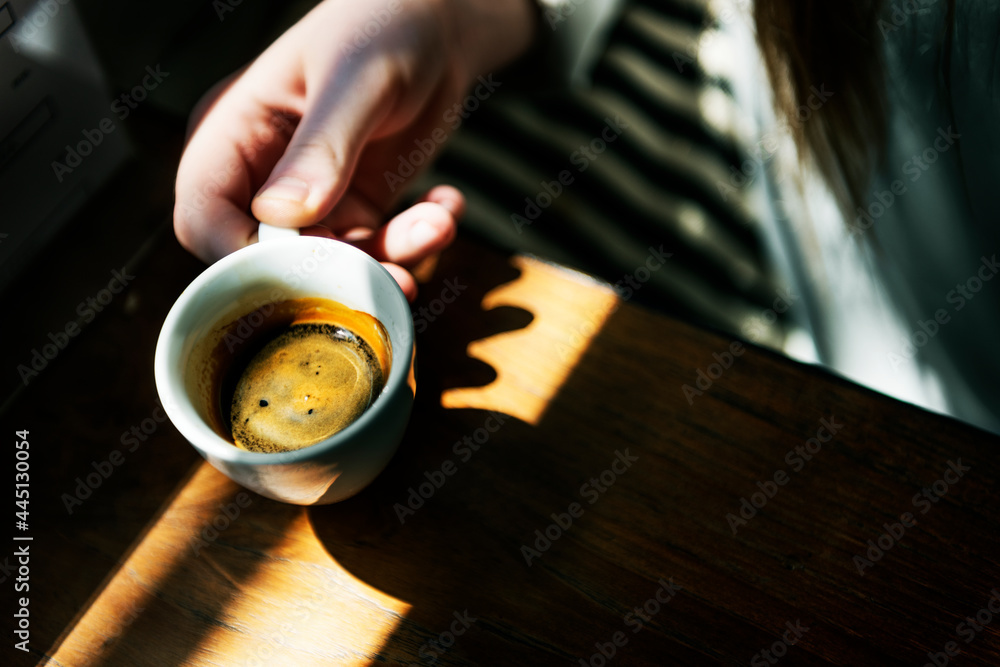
[250,58,396,228]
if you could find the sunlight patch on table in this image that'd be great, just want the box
[442,256,620,425]
[48,461,409,666]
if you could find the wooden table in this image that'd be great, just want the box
[7,229,1000,666]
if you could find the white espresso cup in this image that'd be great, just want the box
[154,225,415,505]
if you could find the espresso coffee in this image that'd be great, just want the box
[193,296,391,454]
[230,322,383,452]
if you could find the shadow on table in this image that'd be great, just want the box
[307,244,994,667]
[31,239,530,667]
[307,271,702,665]
[305,240,724,664]
[28,233,999,666]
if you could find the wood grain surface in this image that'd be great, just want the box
[6,231,1000,667]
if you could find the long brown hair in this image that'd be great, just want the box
[753,0,888,225]
[753,1,961,228]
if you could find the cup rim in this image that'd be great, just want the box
[154,236,414,465]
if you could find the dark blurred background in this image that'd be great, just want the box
[0,0,322,409]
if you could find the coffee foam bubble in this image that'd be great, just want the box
[230,323,384,453]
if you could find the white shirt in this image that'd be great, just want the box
[546,0,1000,433]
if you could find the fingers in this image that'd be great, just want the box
[248,0,455,231]
[319,190,386,235]
[174,106,296,262]
[381,262,418,302]
[174,57,301,263]
[174,195,258,264]
[185,67,245,140]
[249,54,403,229]
[316,183,465,236]
[422,184,466,219]
[351,189,463,267]
[174,0,461,273]
[176,5,405,261]
[310,185,463,302]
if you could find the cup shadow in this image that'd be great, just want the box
[308,241,687,664]
[307,247,1000,666]
[306,355,687,660]
[25,236,534,667]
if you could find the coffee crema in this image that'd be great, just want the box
[193,297,391,454]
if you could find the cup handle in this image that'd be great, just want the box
[258,222,300,242]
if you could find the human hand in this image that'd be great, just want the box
[174,0,535,299]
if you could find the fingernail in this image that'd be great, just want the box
[437,198,459,214]
[256,177,309,204]
[409,219,440,248]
